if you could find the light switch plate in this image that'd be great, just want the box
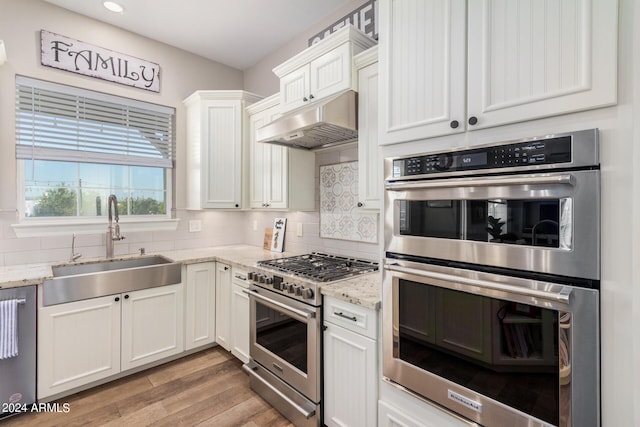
[189,220,202,232]
[252,220,258,231]
[296,223,303,237]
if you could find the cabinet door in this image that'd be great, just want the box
[215,262,232,351]
[379,0,467,144]
[357,60,382,210]
[38,295,121,399]
[467,0,617,130]
[185,262,216,351]
[324,322,377,427]
[231,282,250,363]
[310,43,352,101]
[280,66,310,112]
[249,111,268,208]
[121,284,184,371]
[202,100,243,208]
[264,145,288,209]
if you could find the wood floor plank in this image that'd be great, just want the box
[1,347,295,427]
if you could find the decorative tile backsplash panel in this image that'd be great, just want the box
[320,161,377,243]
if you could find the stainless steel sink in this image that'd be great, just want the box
[43,255,182,306]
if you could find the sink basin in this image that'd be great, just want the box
[44,255,182,306]
[52,255,173,277]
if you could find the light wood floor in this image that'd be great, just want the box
[3,347,295,427]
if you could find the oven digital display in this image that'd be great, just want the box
[392,135,572,177]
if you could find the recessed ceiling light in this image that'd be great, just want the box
[103,1,124,13]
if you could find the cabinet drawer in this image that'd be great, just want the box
[324,296,377,340]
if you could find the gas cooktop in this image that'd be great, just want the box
[257,252,378,282]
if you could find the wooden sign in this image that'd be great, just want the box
[308,0,378,46]
[40,30,160,92]
[270,218,287,253]
[263,228,273,250]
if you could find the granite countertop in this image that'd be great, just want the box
[0,245,381,309]
[320,272,382,310]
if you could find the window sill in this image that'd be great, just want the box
[11,217,180,238]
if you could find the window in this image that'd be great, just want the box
[15,76,175,222]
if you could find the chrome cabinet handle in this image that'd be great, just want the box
[334,311,357,322]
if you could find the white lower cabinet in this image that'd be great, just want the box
[215,262,232,351]
[230,267,250,363]
[38,283,184,399]
[38,294,121,399]
[121,284,184,371]
[323,296,377,427]
[185,262,216,350]
[379,401,427,427]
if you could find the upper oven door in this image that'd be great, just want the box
[248,286,321,403]
[384,170,600,280]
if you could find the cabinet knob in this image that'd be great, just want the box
[468,116,478,126]
[309,94,314,100]
[224,266,229,271]
[357,202,363,208]
[302,96,308,102]
[265,203,270,207]
[124,294,129,299]
[450,120,459,129]
[235,204,239,208]
[114,297,120,302]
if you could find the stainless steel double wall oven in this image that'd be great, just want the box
[383,129,601,427]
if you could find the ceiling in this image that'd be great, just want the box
[43,0,354,70]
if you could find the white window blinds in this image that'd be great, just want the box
[15,76,175,168]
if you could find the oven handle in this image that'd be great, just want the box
[243,362,316,419]
[385,174,574,191]
[385,264,573,304]
[246,289,316,320]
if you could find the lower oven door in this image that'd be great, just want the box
[382,260,599,427]
[248,286,321,403]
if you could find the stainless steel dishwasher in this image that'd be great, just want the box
[0,285,36,419]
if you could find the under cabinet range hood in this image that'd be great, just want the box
[256,90,357,150]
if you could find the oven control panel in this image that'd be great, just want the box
[392,135,573,177]
[248,271,316,303]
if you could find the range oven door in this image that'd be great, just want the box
[247,285,321,403]
[382,260,599,427]
[384,170,600,280]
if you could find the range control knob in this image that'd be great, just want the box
[302,288,314,299]
[281,282,291,292]
[289,284,298,294]
[248,272,256,281]
[295,286,303,296]
[265,277,273,285]
[258,275,266,283]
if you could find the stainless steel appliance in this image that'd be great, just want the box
[383,129,600,427]
[1,285,36,419]
[256,90,358,150]
[243,252,378,427]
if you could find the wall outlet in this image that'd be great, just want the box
[296,223,303,237]
[189,219,202,232]
[252,220,258,231]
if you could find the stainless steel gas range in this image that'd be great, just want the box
[242,252,378,427]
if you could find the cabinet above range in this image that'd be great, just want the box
[273,25,377,114]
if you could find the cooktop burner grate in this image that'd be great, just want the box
[257,252,378,282]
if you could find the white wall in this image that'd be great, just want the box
[0,0,249,265]
[243,0,370,96]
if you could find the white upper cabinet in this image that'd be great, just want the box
[247,95,315,210]
[184,91,262,209]
[379,0,467,144]
[355,47,382,211]
[466,0,617,129]
[379,0,618,145]
[274,25,377,114]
